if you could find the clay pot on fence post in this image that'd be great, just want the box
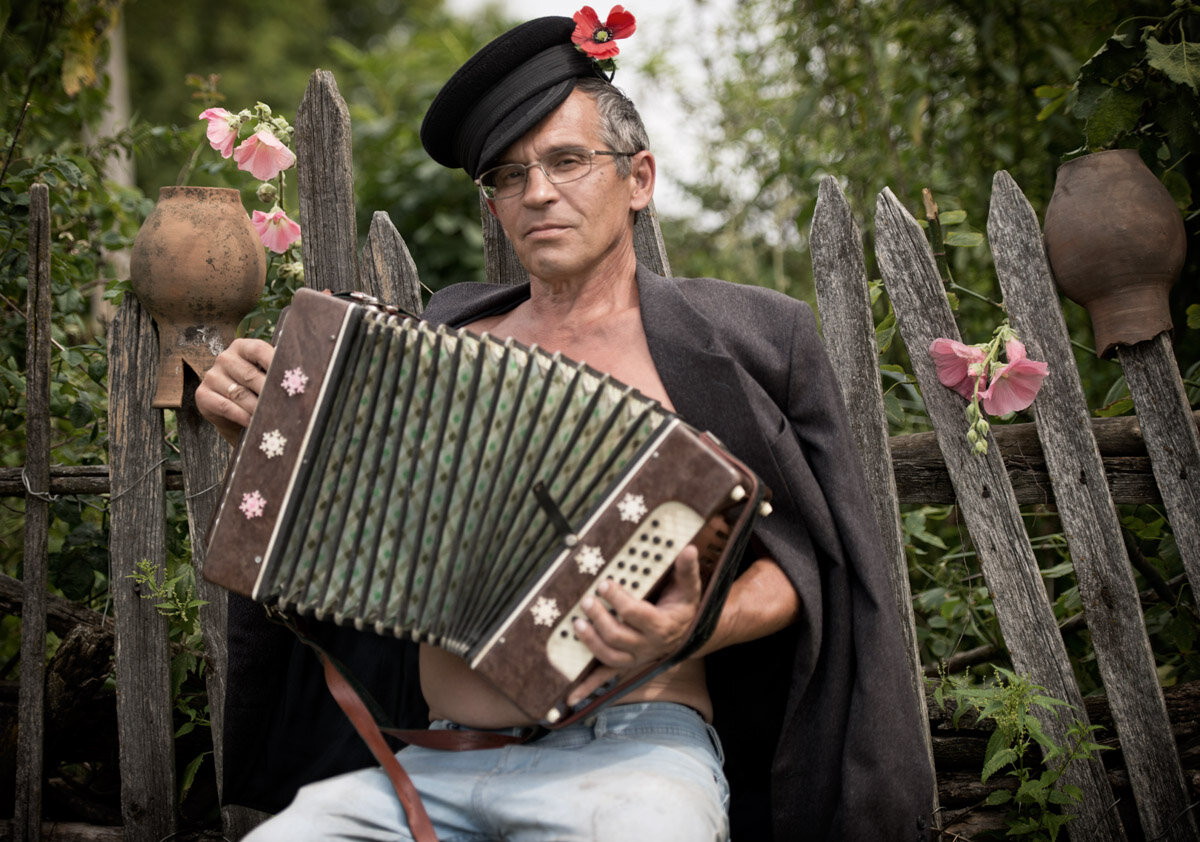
[130,186,266,408]
[1043,148,1187,358]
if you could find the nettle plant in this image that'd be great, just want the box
[936,668,1109,841]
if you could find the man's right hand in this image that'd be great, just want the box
[196,338,275,446]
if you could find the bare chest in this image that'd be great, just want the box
[466,310,675,411]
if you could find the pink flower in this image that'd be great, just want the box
[980,339,1049,416]
[252,208,302,253]
[572,5,636,60]
[929,338,987,400]
[233,129,297,181]
[199,107,238,158]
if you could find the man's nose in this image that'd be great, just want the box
[521,163,559,203]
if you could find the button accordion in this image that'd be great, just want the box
[204,288,769,725]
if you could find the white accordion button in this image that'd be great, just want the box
[259,429,287,459]
[617,493,648,523]
[530,596,561,627]
[280,367,309,396]
[239,490,267,519]
[575,545,605,575]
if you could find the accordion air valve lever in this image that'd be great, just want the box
[205,288,769,726]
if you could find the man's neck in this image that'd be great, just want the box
[524,250,639,336]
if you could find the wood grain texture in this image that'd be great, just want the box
[810,177,937,810]
[107,296,176,839]
[296,70,359,293]
[989,171,1195,841]
[874,187,1124,841]
[15,183,52,842]
[1118,332,1200,596]
[360,211,423,314]
[176,374,267,838]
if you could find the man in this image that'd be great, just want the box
[198,13,932,841]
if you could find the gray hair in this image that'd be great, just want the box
[574,77,650,176]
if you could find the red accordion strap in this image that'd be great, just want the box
[316,649,440,842]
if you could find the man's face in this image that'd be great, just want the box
[487,89,653,286]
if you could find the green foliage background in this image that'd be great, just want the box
[2,0,1199,828]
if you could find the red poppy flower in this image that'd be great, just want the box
[572,5,636,60]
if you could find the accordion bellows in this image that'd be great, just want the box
[205,288,768,724]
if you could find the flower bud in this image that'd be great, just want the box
[974,439,989,455]
[967,428,979,444]
[256,181,278,204]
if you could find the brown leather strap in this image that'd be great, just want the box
[380,725,538,751]
[318,651,440,842]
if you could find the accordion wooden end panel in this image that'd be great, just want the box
[205,288,769,725]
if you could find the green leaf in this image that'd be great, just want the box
[1146,36,1200,93]
[944,230,984,247]
[1095,397,1134,417]
[985,788,1012,806]
[1085,87,1143,149]
[981,746,1018,782]
[938,209,967,225]
[179,751,208,804]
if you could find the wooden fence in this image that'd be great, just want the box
[5,69,1200,840]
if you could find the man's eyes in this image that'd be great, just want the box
[549,151,587,169]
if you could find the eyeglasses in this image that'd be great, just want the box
[475,147,637,200]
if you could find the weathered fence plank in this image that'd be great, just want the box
[809,176,937,816]
[1117,332,1200,595]
[296,69,359,293]
[874,187,1124,840]
[988,171,1196,841]
[360,211,423,313]
[176,375,267,839]
[107,296,176,840]
[14,183,52,842]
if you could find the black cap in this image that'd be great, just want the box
[420,16,607,178]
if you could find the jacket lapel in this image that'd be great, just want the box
[636,266,772,478]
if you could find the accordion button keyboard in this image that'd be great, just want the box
[545,500,704,680]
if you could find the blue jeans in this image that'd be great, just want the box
[244,702,730,841]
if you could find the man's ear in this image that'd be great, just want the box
[629,150,655,212]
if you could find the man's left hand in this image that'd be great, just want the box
[566,545,702,704]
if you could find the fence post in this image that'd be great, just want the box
[989,171,1197,840]
[296,69,359,293]
[14,183,52,842]
[108,295,176,840]
[1117,335,1200,594]
[874,187,1125,841]
[809,176,938,821]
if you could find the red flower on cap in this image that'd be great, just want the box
[572,5,636,60]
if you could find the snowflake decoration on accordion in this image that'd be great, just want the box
[530,596,561,627]
[280,366,309,396]
[240,490,267,519]
[617,492,648,523]
[575,544,606,575]
[259,429,287,459]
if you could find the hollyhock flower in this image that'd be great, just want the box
[252,208,302,253]
[233,129,297,181]
[571,5,636,60]
[929,337,987,400]
[980,339,1049,416]
[199,107,238,158]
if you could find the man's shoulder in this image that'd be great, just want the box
[647,273,817,344]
